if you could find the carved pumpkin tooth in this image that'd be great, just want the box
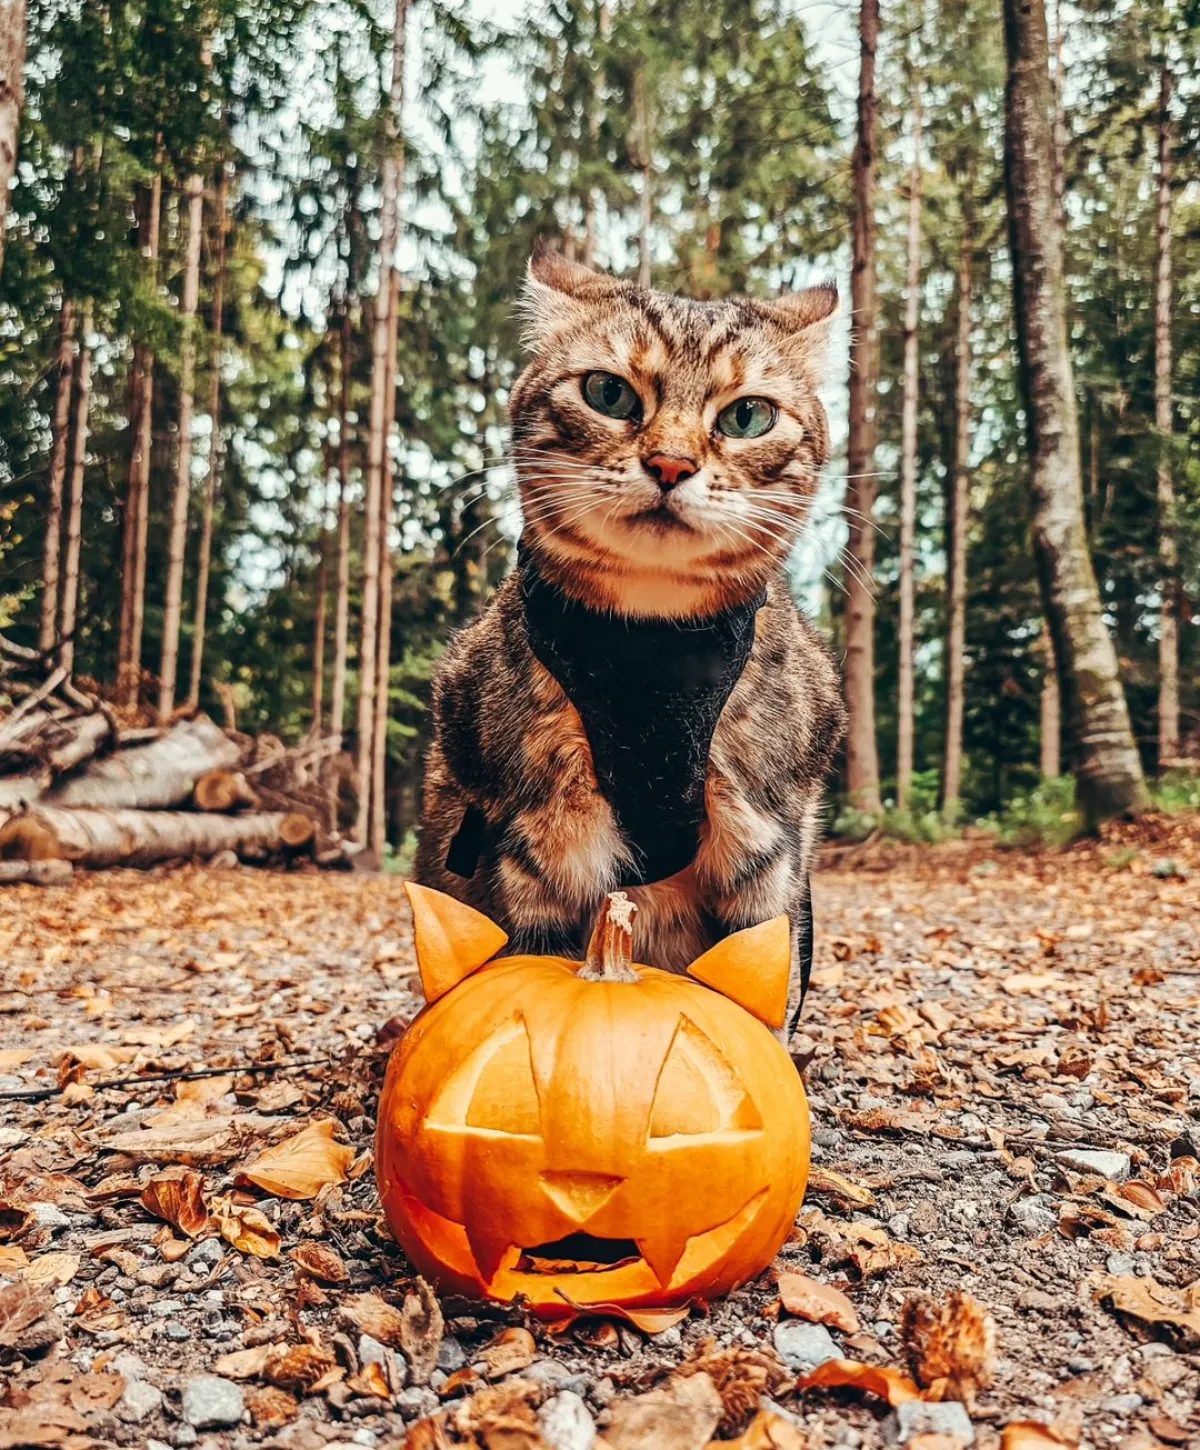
[635,1225,692,1288]
[464,1220,517,1287]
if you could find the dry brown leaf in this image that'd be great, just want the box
[401,1277,446,1385]
[211,1196,281,1258]
[264,1341,338,1394]
[289,1241,348,1283]
[602,1371,723,1450]
[849,1239,923,1279]
[900,1290,996,1410]
[1092,1273,1200,1345]
[175,1073,235,1105]
[0,1277,63,1352]
[346,1360,392,1399]
[777,1272,860,1333]
[676,1340,789,1437]
[140,1168,209,1237]
[712,1409,806,1450]
[0,1201,33,1242]
[0,1048,33,1071]
[245,1385,300,1428]
[0,1245,29,1272]
[92,1116,256,1165]
[236,1119,354,1200]
[549,1288,691,1335]
[1117,1181,1166,1215]
[339,1291,407,1347]
[1001,1422,1080,1449]
[796,1358,921,1407]
[21,1251,81,1289]
[483,1326,537,1378]
[214,1343,278,1379]
[806,1166,876,1209]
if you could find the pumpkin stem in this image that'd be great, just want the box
[580,892,639,982]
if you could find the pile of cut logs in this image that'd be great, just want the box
[0,636,357,884]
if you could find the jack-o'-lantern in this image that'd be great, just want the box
[375,885,810,1315]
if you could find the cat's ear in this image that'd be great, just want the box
[687,915,791,1029]
[760,280,839,385]
[404,882,508,1005]
[520,247,627,349]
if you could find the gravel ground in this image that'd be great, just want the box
[1,817,1198,1450]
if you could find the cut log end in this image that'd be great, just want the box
[279,813,315,850]
[0,816,64,862]
[193,769,260,813]
[580,892,639,983]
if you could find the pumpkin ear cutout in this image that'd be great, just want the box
[687,916,791,1029]
[404,882,509,1004]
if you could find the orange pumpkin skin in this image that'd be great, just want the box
[375,954,810,1316]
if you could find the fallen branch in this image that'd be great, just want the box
[48,715,240,809]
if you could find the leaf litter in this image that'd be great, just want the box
[0,829,1197,1445]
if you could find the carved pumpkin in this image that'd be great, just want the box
[375,886,810,1315]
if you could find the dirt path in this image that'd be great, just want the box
[1,822,1198,1449]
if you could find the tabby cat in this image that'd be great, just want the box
[414,251,845,1034]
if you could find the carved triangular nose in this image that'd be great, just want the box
[540,1170,624,1224]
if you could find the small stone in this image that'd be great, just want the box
[1067,1356,1095,1373]
[136,1264,178,1288]
[1010,1194,1059,1236]
[526,1360,588,1396]
[1101,1394,1143,1414]
[181,1375,244,1430]
[118,1376,164,1425]
[395,1386,438,1420]
[538,1391,596,1450]
[29,1203,70,1233]
[185,1238,224,1271]
[436,1335,467,1372]
[874,1321,895,1338]
[1107,1253,1136,1277]
[112,1353,152,1382]
[883,1399,975,1446]
[0,1127,27,1150]
[1018,1289,1059,1313]
[590,1377,616,1408]
[146,1441,172,1450]
[772,1321,839,1373]
[1057,1148,1131,1181]
[940,1150,978,1169]
[352,1432,379,1448]
[164,1321,191,1341]
[150,1299,186,1318]
[655,1327,682,1349]
[169,1427,198,1449]
[909,1202,940,1235]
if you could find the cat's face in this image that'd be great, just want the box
[509,252,838,619]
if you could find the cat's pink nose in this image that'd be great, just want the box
[643,453,698,490]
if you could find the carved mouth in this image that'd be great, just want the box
[517,1233,643,1275]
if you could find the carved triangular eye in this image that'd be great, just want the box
[648,1016,763,1140]
[427,1018,541,1140]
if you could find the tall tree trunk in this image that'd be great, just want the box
[634,67,652,288]
[58,303,93,678]
[1001,0,1148,823]
[1040,632,1062,778]
[118,164,163,708]
[39,299,77,657]
[844,0,882,813]
[311,522,328,732]
[159,166,204,719]
[1154,64,1177,769]
[582,0,611,269]
[371,272,400,858]
[329,306,353,762]
[942,229,972,822]
[0,0,26,277]
[187,160,229,711]
[355,0,409,844]
[896,74,922,814]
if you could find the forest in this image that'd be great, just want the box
[1,0,1198,857]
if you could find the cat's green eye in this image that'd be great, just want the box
[716,396,777,439]
[582,371,641,421]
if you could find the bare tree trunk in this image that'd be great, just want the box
[582,1,611,270]
[188,159,229,711]
[327,305,353,820]
[896,74,922,814]
[158,166,204,719]
[1154,64,1177,769]
[844,0,882,814]
[58,303,93,678]
[311,522,328,732]
[119,166,163,708]
[1040,631,1061,778]
[355,0,409,844]
[370,272,400,858]
[634,68,652,288]
[0,0,26,276]
[942,229,972,822]
[1002,0,1148,824]
[39,299,77,657]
